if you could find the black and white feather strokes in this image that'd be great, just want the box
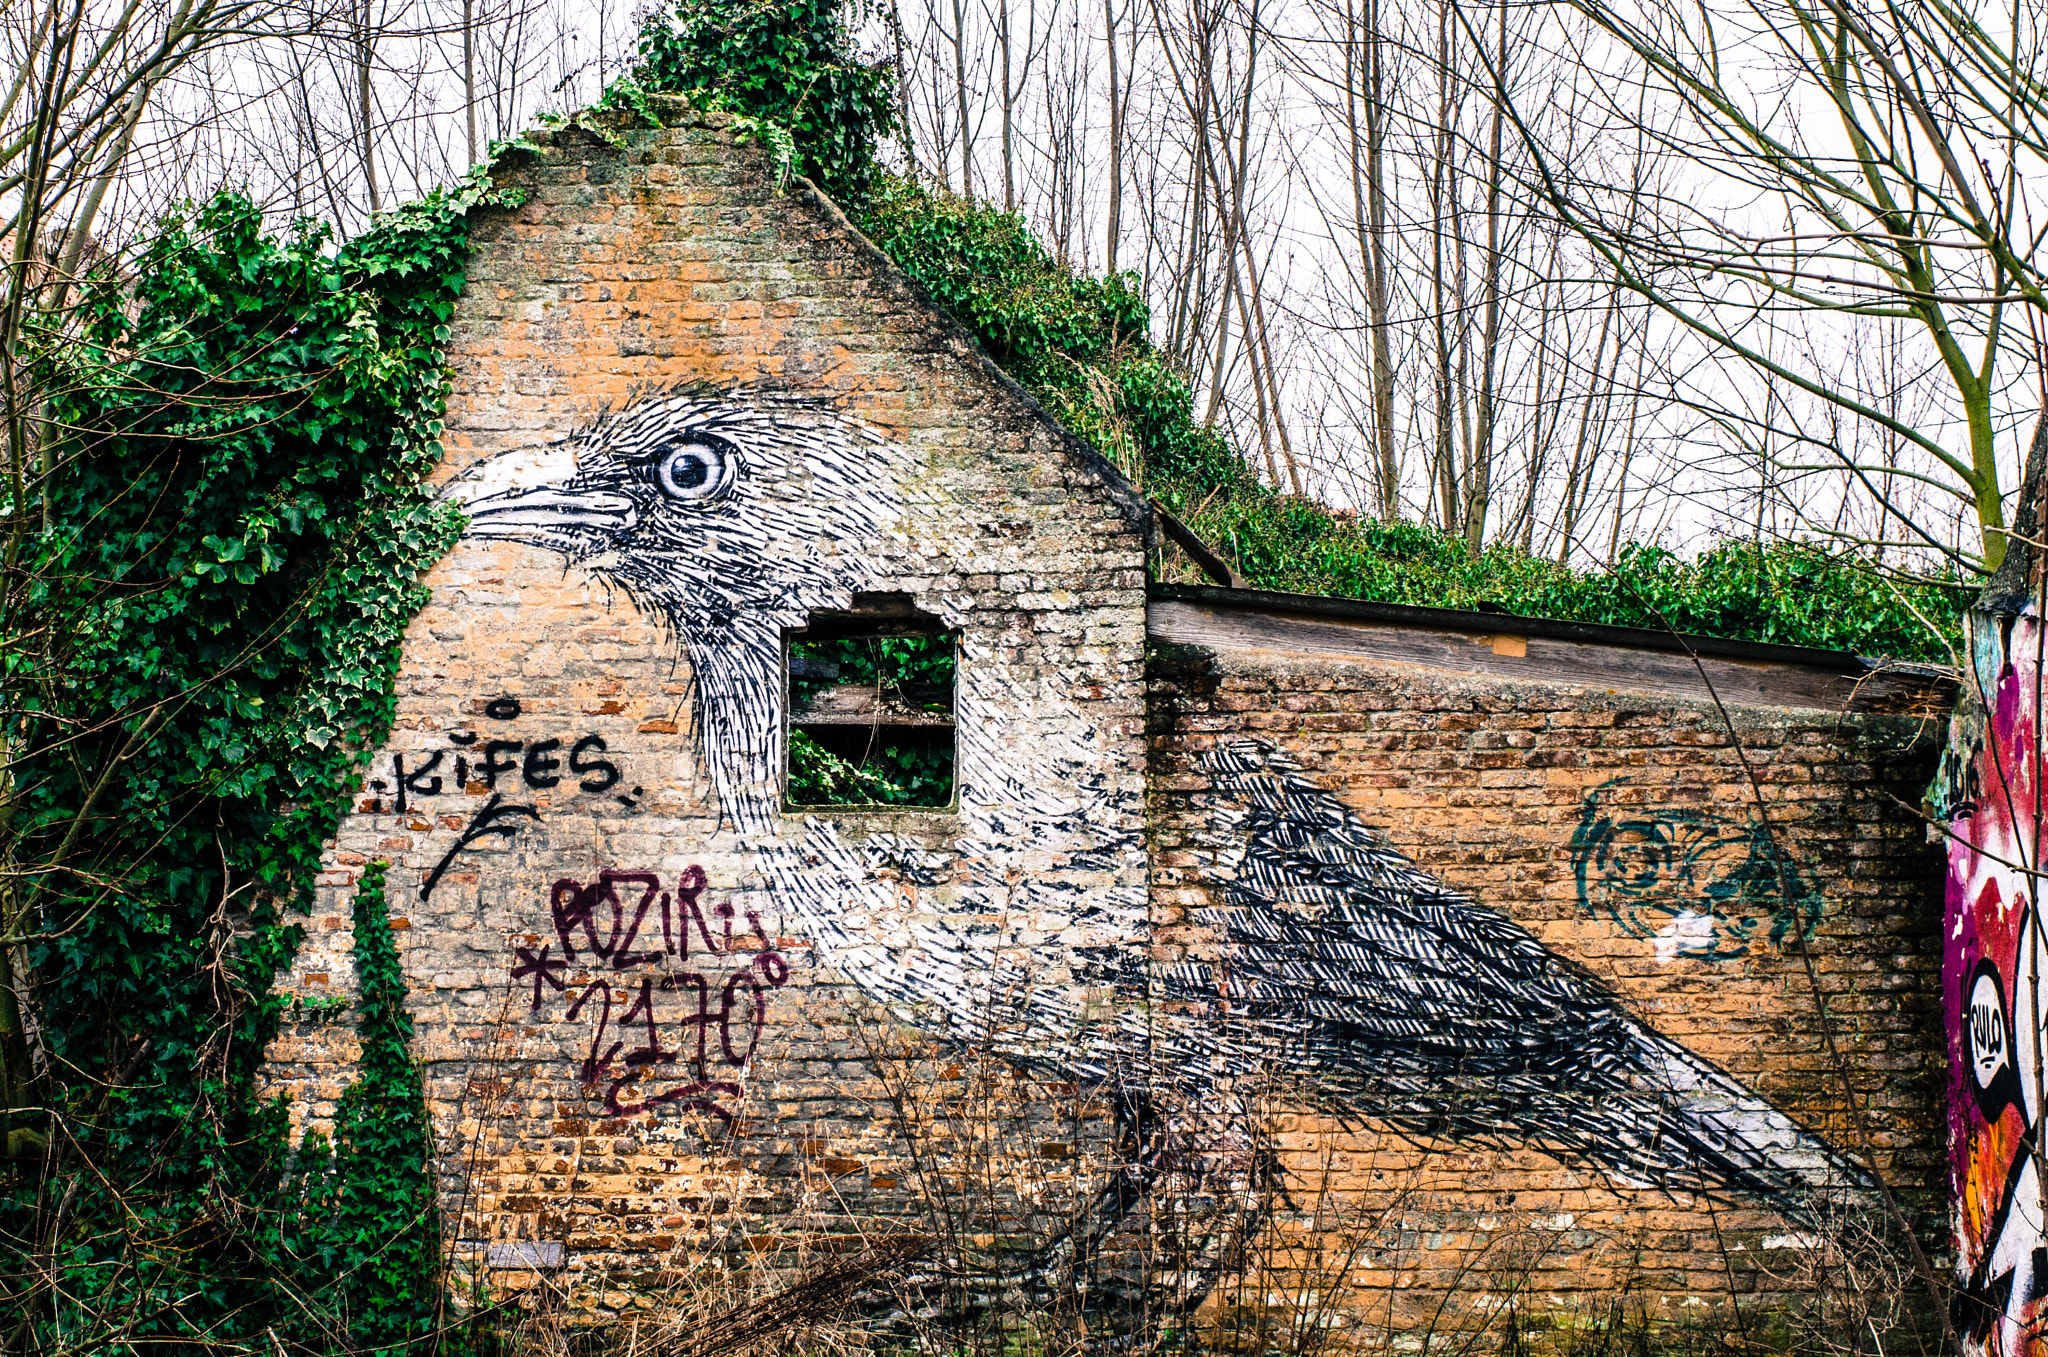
[1160,740,1874,1216]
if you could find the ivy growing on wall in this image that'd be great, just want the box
[634,0,896,200]
[849,178,1971,658]
[286,863,446,1353]
[787,635,956,807]
[2,163,517,1351]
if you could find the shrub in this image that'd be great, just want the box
[5,174,500,1350]
[1179,494,1966,661]
[634,0,896,200]
[858,175,1966,660]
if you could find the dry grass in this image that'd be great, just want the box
[453,1006,1942,1357]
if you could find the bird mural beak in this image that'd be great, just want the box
[458,485,639,540]
[441,439,638,543]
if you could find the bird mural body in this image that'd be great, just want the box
[1156,743,1866,1215]
[446,388,1875,1249]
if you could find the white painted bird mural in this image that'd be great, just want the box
[441,387,1877,1258]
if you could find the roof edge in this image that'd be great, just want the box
[1150,582,1945,677]
[471,104,1157,539]
[788,175,1158,538]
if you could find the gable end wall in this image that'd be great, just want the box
[264,113,1152,1291]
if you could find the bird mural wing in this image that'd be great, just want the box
[1155,739,1877,1224]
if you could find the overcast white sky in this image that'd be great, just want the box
[27,0,2036,575]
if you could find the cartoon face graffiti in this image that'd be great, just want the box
[1969,958,2027,1123]
[1953,918,2048,1350]
[1570,780,1823,961]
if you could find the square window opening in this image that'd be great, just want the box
[785,594,956,810]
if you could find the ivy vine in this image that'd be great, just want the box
[287,862,446,1354]
[633,0,896,201]
[2,161,520,1351]
[787,635,956,807]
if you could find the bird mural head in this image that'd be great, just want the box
[443,389,907,833]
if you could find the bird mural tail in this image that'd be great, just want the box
[1166,739,1881,1233]
[1610,1021,1879,1225]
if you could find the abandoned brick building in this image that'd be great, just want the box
[262,103,1956,1339]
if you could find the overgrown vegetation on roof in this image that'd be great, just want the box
[628,0,1967,663]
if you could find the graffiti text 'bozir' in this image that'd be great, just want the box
[512,868,789,1125]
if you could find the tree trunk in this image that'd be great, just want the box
[1358,0,1399,520]
[1211,0,1299,493]
[890,0,917,175]
[997,0,1015,211]
[1514,271,1557,553]
[1429,0,1459,534]
[357,0,380,212]
[1204,256,1237,427]
[952,0,972,195]
[1556,284,1619,563]
[1462,0,1507,557]
[1104,0,1123,274]
[1232,261,1282,488]
[463,0,477,167]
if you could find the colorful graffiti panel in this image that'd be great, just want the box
[1946,605,2048,1352]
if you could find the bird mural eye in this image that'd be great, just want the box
[650,435,737,502]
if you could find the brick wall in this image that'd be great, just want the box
[1146,640,1945,1338]
[258,103,1952,1344]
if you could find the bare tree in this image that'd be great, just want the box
[1503,0,2048,570]
[948,0,973,192]
[1102,0,1126,273]
[992,0,1052,213]
[0,0,321,1190]
[1353,0,1399,520]
[1460,0,1508,552]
